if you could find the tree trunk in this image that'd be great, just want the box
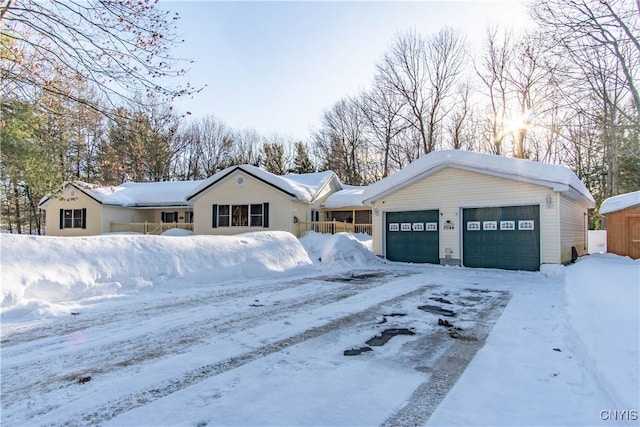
[13,184,22,234]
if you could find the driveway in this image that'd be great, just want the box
[2,267,511,426]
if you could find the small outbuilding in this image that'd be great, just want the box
[600,190,640,259]
[362,150,595,271]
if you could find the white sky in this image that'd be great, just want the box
[168,1,531,141]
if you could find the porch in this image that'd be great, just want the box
[296,220,372,237]
[109,221,193,235]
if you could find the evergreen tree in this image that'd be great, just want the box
[262,143,288,175]
[292,142,315,174]
[0,100,62,233]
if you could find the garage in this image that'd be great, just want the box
[363,150,595,269]
[463,205,540,271]
[385,210,439,263]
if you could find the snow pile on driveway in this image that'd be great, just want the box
[564,254,639,410]
[299,231,378,266]
[1,231,312,321]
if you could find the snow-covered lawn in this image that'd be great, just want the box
[1,232,638,426]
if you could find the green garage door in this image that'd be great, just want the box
[386,210,439,263]
[463,205,540,271]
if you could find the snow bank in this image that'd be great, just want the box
[319,233,380,267]
[564,254,640,409]
[299,231,376,267]
[1,231,312,321]
[160,228,193,236]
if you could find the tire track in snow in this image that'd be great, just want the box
[1,271,408,423]
[381,290,512,427]
[1,271,374,346]
[50,286,432,427]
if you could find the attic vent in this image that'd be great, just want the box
[236,176,245,186]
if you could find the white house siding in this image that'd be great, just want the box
[43,186,103,236]
[192,170,303,236]
[310,178,342,212]
[370,167,562,264]
[101,206,149,232]
[559,194,590,263]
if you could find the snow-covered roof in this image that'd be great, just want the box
[600,190,640,215]
[323,185,369,208]
[40,180,204,208]
[363,150,595,206]
[187,165,338,203]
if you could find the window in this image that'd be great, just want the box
[60,208,86,229]
[213,203,269,228]
[232,205,248,226]
[218,205,230,227]
[185,211,194,223]
[161,212,178,223]
[250,204,263,227]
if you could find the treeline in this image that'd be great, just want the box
[1,97,317,233]
[1,0,638,233]
[314,0,639,224]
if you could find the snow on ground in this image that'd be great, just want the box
[1,232,638,426]
[1,231,312,321]
[564,255,639,411]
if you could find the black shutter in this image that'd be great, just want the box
[81,208,87,229]
[212,204,218,228]
[161,212,166,223]
[174,211,178,223]
[59,209,64,229]
[263,202,269,228]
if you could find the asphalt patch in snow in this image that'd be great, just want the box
[417,304,457,317]
[324,272,386,282]
[365,328,416,346]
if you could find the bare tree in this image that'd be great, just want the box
[475,27,513,155]
[1,0,198,117]
[531,0,640,118]
[531,0,640,197]
[313,97,371,185]
[377,30,431,156]
[507,31,558,158]
[359,81,408,178]
[424,27,467,152]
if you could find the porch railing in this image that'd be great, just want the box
[297,220,371,237]
[109,222,193,235]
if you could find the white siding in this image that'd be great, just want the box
[370,167,562,264]
[559,195,590,263]
[309,177,341,211]
[191,170,304,235]
[101,206,149,231]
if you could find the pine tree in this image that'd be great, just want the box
[292,142,315,174]
[262,143,288,175]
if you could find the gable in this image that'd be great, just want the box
[39,183,103,209]
[380,167,553,209]
[187,165,340,203]
[363,150,594,206]
[187,167,298,202]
